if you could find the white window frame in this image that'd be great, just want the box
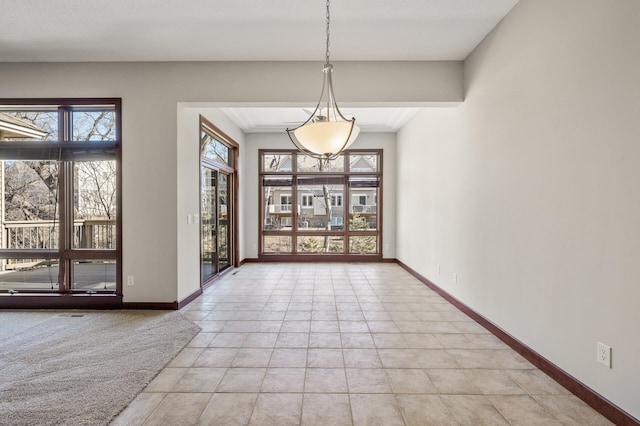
[280,194,292,212]
[301,193,313,208]
[352,194,367,206]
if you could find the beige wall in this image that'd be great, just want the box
[0,61,460,304]
[176,106,245,302]
[397,0,640,417]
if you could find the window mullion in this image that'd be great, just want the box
[58,107,74,292]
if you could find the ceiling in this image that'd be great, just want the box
[221,107,420,133]
[1,0,519,62]
[1,0,519,132]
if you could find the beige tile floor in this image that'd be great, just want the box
[112,263,612,425]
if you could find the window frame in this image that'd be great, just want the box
[258,149,382,261]
[0,98,122,304]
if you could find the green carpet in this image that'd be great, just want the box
[0,310,200,425]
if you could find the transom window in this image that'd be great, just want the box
[259,150,381,258]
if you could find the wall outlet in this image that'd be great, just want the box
[453,272,457,283]
[597,342,612,368]
[384,243,390,251]
[437,264,441,274]
[127,275,135,287]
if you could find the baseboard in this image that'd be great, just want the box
[395,259,639,426]
[122,301,178,310]
[0,294,123,309]
[177,288,203,310]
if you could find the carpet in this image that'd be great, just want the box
[0,310,201,425]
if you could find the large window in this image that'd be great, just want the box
[259,150,381,259]
[0,99,121,300]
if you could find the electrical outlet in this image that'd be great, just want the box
[437,264,441,274]
[453,272,457,283]
[597,342,611,368]
[127,276,135,287]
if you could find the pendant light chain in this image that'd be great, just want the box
[325,0,331,65]
[286,0,360,159]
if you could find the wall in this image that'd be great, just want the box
[396,0,640,417]
[176,106,245,303]
[244,132,396,259]
[0,61,460,304]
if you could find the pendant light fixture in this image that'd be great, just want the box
[287,0,360,160]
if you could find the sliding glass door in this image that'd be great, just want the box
[201,167,217,282]
[199,116,237,286]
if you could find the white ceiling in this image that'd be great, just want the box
[0,0,519,62]
[1,0,519,133]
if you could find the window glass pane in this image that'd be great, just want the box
[201,132,231,166]
[263,235,292,253]
[72,259,115,291]
[73,161,117,249]
[297,184,344,230]
[297,155,344,172]
[349,236,377,254]
[349,189,377,231]
[263,153,292,172]
[72,110,116,141]
[349,154,378,172]
[3,160,59,249]
[0,258,59,290]
[349,212,377,231]
[263,187,292,230]
[0,111,58,142]
[297,236,344,253]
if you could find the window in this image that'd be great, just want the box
[280,195,292,212]
[300,194,313,208]
[352,194,367,206]
[259,150,381,258]
[0,99,121,299]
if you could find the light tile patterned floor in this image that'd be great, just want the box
[112,263,612,425]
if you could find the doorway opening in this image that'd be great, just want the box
[199,116,238,286]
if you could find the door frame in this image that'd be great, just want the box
[199,115,239,287]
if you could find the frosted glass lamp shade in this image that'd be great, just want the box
[293,121,360,156]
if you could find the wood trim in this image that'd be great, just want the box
[0,98,123,305]
[177,287,203,310]
[198,115,239,284]
[122,302,178,310]
[258,149,383,257]
[395,259,640,426]
[0,294,122,309]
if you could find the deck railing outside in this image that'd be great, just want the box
[1,219,115,270]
